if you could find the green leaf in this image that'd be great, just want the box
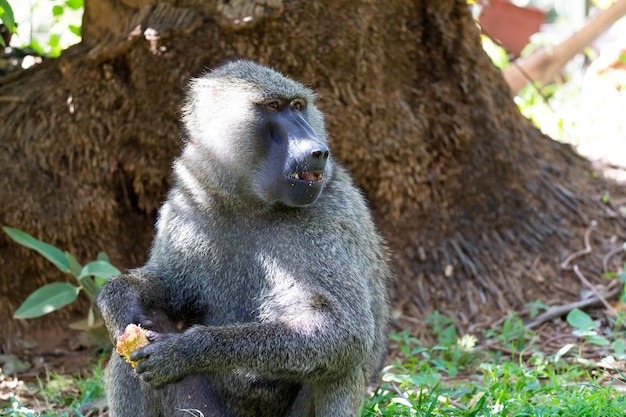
[3,227,70,273]
[95,276,109,289]
[52,5,64,17]
[65,252,83,277]
[14,283,80,319]
[28,38,45,56]
[0,0,16,32]
[48,33,60,48]
[97,252,110,262]
[65,0,83,10]
[79,260,121,280]
[588,335,610,346]
[79,276,98,302]
[613,339,626,359]
[68,24,81,37]
[566,308,595,332]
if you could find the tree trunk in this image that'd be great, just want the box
[1,0,624,347]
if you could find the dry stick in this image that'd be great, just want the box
[525,224,622,328]
[603,245,625,273]
[560,224,616,314]
[524,282,621,329]
[560,224,594,270]
[390,382,411,403]
[541,332,579,349]
[573,264,617,316]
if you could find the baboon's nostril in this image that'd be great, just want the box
[312,150,329,160]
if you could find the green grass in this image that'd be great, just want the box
[4,309,626,417]
[364,354,626,417]
[362,308,626,417]
[1,356,106,417]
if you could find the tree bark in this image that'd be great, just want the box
[1,0,624,347]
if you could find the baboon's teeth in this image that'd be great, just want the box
[290,172,323,181]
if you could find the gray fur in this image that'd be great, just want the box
[97,60,391,417]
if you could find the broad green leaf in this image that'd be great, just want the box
[79,276,98,302]
[65,0,83,10]
[29,38,45,56]
[47,33,60,48]
[69,24,81,37]
[613,339,626,359]
[588,335,610,346]
[0,0,16,33]
[566,308,595,332]
[96,252,110,262]
[3,227,70,272]
[65,252,83,277]
[79,260,121,280]
[14,283,79,319]
[95,276,109,289]
[52,5,64,17]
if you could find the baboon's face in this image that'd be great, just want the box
[252,96,330,207]
[183,62,331,207]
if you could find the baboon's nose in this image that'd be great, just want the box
[311,149,329,160]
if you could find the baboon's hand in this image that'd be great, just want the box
[130,330,191,388]
[113,316,154,341]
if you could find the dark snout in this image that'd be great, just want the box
[282,139,329,206]
[289,140,329,180]
[259,108,332,207]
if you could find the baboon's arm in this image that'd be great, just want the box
[97,271,173,341]
[131,311,374,388]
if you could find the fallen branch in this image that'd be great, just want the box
[603,245,625,273]
[526,223,620,328]
[560,223,594,270]
[524,280,621,329]
[573,264,617,316]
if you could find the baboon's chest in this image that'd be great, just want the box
[193,217,343,325]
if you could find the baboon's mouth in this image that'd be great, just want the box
[289,172,324,182]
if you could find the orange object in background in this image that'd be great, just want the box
[479,0,546,57]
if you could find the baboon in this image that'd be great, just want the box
[97,60,391,417]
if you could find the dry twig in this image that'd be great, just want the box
[524,280,621,329]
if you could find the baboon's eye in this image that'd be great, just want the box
[291,100,306,111]
[266,101,281,111]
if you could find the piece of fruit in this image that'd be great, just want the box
[116,323,150,367]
